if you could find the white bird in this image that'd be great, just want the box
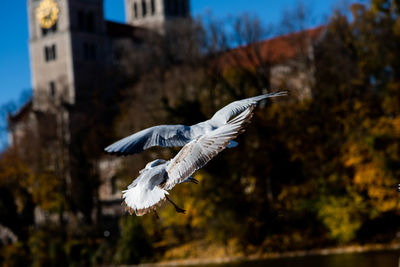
[105,91,287,156]
[122,106,255,216]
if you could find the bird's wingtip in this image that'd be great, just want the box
[103,146,132,157]
[104,144,113,153]
[274,90,289,96]
[260,89,289,98]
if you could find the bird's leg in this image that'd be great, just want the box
[187,177,199,184]
[166,196,186,214]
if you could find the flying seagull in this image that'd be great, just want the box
[122,106,254,216]
[105,91,287,156]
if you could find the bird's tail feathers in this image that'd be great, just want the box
[122,186,168,216]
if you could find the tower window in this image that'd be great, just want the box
[78,11,85,29]
[142,0,147,17]
[44,44,57,62]
[86,12,95,32]
[78,10,95,32]
[151,0,155,15]
[51,44,56,60]
[52,44,56,59]
[49,81,56,97]
[133,2,138,18]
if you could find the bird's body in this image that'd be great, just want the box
[123,162,169,215]
[105,91,287,156]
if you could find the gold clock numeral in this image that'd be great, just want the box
[36,0,60,29]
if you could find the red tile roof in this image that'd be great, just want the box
[214,25,325,71]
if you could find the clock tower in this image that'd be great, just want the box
[28,0,108,111]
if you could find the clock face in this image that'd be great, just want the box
[36,0,60,29]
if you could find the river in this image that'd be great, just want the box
[180,249,400,267]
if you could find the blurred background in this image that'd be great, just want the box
[0,0,399,266]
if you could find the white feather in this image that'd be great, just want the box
[122,184,169,211]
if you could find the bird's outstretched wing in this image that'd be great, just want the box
[164,106,255,190]
[210,91,287,126]
[104,125,192,156]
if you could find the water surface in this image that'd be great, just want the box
[183,250,400,267]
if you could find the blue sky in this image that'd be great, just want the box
[0,0,362,149]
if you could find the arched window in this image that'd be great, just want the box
[142,0,147,17]
[151,0,155,15]
[133,2,138,18]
